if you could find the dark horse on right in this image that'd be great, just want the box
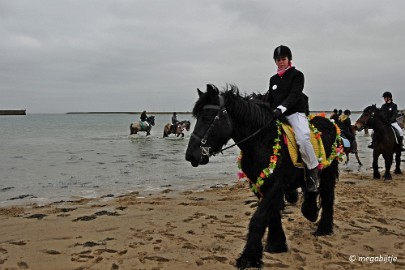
[185,84,341,269]
[355,105,402,180]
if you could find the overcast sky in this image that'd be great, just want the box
[1,0,405,113]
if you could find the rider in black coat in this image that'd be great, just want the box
[369,92,404,150]
[140,110,148,122]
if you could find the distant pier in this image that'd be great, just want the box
[0,110,26,115]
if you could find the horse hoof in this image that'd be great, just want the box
[265,242,288,253]
[394,169,402,174]
[301,205,319,222]
[301,193,319,222]
[285,189,299,204]
[313,229,333,236]
[236,256,263,270]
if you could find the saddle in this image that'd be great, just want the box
[281,123,330,168]
[139,121,150,130]
[391,126,401,144]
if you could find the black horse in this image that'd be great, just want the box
[354,105,402,180]
[185,84,340,269]
[129,116,155,136]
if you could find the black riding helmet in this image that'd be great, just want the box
[273,45,292,60]
[382,91,392,98]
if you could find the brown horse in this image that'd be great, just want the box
[129,116,155,136]
[343,125,362,165]
[163,120,191,137]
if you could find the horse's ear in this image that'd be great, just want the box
[206,84,219,95]
[197,88,203,97]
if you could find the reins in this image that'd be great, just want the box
[215,121,272,154]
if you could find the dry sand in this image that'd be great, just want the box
[0,171,404,270]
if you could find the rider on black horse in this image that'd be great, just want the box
[171,112,179,133]
[368,91,405,151]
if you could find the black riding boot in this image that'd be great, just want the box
[306,167,320,193]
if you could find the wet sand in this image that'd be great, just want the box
[0,171,404,269]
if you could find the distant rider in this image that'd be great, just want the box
[368,92,404,150]
[172,112,179,133]
[140,110,149,127]
[339,109,355,150]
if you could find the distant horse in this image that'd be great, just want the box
[129,116,155,136]
[185,84,340,269]
[163,120,191,138]
[342,125,362,166]
[355,105,401,180]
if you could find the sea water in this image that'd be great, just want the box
[0,113,375,206]
[0,113,239,206]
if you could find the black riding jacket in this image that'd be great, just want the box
[140,112,147,122]
[267,67,309,116]
[381,102,398,123]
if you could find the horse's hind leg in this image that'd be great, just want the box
[383,153,393,180]
[301,169,319,222]
[314,165,336,236]
[394,151,402,174]
[355,152,362,166]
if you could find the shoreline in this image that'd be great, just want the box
[0,171,404,269]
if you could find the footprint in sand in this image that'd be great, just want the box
[9,240,27,246]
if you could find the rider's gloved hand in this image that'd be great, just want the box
[273,108,282,118]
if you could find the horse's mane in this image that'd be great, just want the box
[192,84,272,128]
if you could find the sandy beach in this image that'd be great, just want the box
[0,171,404,270]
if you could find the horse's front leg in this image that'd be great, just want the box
[237,184,278,269]
[372,151,381,179]
[382,153,393,180]
[265,189,287,253]
[394,150,402,174]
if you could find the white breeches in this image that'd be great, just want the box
[391,122,403,136]
[286,112,319,169]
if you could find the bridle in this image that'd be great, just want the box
[356,110,374,128]
[357,108,391,130]
[191,95,232,157]
[191,94,271,157]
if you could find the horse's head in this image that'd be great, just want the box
[147,116,155,126]
[183,120,191,131]
[355,105,378,131]
[185,84,233,167]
